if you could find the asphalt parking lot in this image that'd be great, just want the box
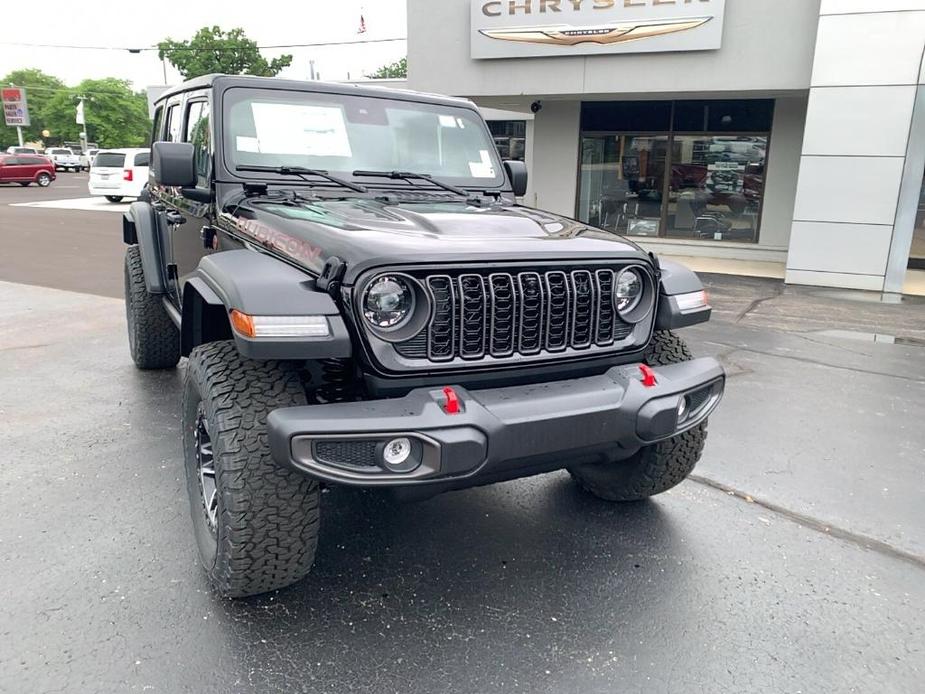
[1,180,924,693]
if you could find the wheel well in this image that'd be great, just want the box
[181,285,233,357]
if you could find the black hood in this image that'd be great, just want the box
[218,196,647,284]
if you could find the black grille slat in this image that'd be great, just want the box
[489,274,517,357]
[412,266,640,363]
[544,271,570,352]
[570,270,595,349]
[518,272,544,355]
[458,274,487,358]
[427,275,455,361]
[595,269,616,345]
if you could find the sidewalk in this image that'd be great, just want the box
[662,254,925,297]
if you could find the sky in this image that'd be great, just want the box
[0,0,408,89]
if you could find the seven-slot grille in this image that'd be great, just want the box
[395,268,637,362]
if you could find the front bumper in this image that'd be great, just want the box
[268,357,725,490]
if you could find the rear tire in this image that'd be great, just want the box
[105,195,123,202]
[123,245,180,369]
[182,341,321,598]
[36,173,51,187]
[568,331,707,501]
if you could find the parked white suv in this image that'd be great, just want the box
[79,148,99,171]
[88,148,150,202]
[45,147,81,172]
[5,146,39,155]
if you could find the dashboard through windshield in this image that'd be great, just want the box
[223,88,505,189]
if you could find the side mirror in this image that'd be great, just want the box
[504,160,528,197]
[152,141,195,187]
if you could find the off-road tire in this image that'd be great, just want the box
[182,341,321,598]
[106,195,124,203]
[568,330,707,501]
[123,245,180,369]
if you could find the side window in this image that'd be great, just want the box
[185,100,211,187]
[134,152,150,167]
[164,103,182,142]
[151,106,163,143]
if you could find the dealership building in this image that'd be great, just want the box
[403,0,925,294]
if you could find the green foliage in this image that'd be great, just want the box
[42,78,151,148]
[366,57,407,79]
[0,68,65,147]
[158,26,293,79]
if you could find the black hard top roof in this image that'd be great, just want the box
[155,74,476,111]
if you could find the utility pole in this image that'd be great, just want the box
[76,97,87,153]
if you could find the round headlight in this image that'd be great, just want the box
[363,275,415,329]
[614,268,644,316]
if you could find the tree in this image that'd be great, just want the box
[0,68,65,147]
[158,26,292,79]
[42,78,151,148]
[366,57,407,79]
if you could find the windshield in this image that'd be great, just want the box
[224,88,504,188]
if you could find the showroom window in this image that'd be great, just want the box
[577,100,773,243]
[488,120,526,161]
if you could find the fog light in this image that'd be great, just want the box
[677,396,689,422]
[382,437,412,468]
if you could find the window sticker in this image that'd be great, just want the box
[236,136,260,152]
[468,149,496,178]
[249,103,352,157]
[438,115,458,128]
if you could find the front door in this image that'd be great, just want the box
[169,97,215,295]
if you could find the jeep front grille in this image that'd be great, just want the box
[395,268,635,363]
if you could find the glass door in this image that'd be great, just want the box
[577,134,668,237]
[910,163,925,270]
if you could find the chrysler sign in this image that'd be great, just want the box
[471,0,725,59]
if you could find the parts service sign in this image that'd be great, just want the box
[471,0,725,59]
[2,87,30,127]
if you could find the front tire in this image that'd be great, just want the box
[36,173,51,187]
[123,246,180,369]
[182,341,321,598]
[105,195,124,203]
[568,331,707,501]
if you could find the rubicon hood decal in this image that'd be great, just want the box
[479,16,711,47]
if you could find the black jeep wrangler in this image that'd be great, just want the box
[123,75,724,598]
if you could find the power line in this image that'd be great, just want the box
[0,37,407,52]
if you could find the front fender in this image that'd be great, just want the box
[185,250,352,360]
[123,201,168,294]
[655,259,712,330]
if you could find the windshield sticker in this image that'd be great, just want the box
[468,149,496,178]
[438,115,458,128]
[236,136,260,152]
[249,103,352,157]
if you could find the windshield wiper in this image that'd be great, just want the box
[236,165,368,193]
[353,169,473,198]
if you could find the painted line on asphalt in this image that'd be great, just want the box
[9,197,130,213]
[690,474,925,569]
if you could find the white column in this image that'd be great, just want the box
[785,0,925,292]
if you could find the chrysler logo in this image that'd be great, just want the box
[479,16,711,46]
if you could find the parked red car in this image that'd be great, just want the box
[0,154,56,187]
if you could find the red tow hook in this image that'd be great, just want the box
[442,386,461,414]
[638,364,658,388]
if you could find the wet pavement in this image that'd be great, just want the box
[1,186,925,692]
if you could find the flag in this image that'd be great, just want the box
[357,13,366,34]
[75,100,85,125]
